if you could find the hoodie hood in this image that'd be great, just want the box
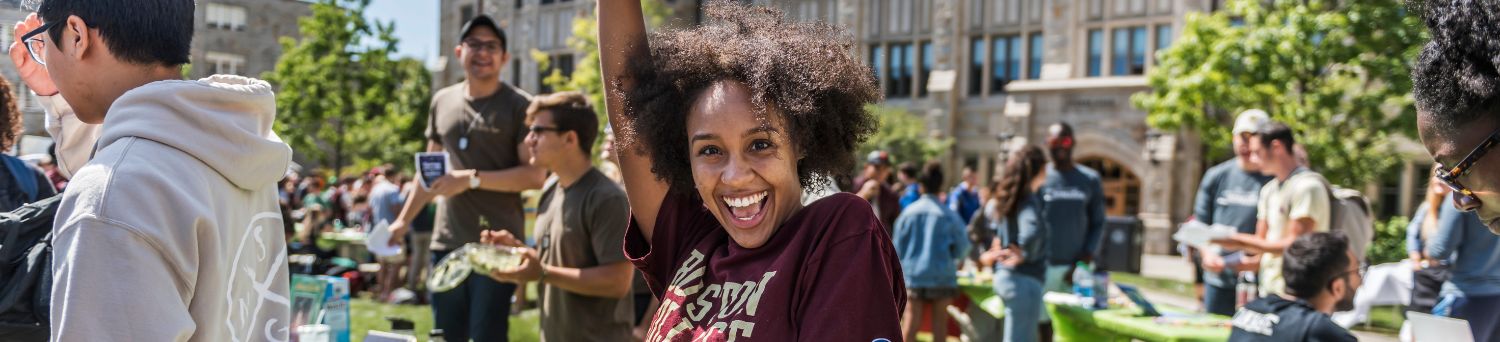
[94,75,291,190]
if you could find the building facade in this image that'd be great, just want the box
[188,0,312,80]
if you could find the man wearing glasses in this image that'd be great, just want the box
[385,15,545,341]
[1228,232,1360,342]
[482,92,635,341]
[1214,122,1331,298]
[8,1,293,340]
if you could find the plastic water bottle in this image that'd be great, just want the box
[1236,271,1258,308]
[1092,269,1110,309]
[1073,261,1095,308]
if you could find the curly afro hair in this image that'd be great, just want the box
[0,77,20,152]
[621,0,882,191]
[1411,0,1500,135]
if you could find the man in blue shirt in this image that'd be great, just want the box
[948,165,982,223]
[1036,123,1106,340]
[1040,122,1107,293]
[1194,110,1275,316]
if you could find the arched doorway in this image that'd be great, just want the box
[1079,157,1141,216]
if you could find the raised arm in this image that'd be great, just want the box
[600,0,668,240]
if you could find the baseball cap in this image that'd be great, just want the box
[460,15,507,51]
[1232,109,1270,135]
[866,151,891,166]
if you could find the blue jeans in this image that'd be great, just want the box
[995,269,1044,342]
[431,249,516,342]
[1203,284,1237,316]
[1451,294,1500,342]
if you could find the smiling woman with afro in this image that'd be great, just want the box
[598,0,905,340]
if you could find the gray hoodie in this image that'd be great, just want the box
[44,75,293,341]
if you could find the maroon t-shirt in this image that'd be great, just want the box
[625,191,907,341]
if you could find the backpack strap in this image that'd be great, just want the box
[1,155,37,203]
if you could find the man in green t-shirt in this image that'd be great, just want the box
[385,15,546,341]
[485,92,634,341]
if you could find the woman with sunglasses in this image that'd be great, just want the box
[1411,0,1500,235]
[599,1,904,340]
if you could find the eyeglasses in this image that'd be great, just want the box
[1434,126,1500,211]
[1332,263,1368,284]
[529,125,563,134]
[20,20,58,66]
[462,39,502,54]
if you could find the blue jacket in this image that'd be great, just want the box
[893,195,971,289]
[948,182,982,223]
[899,184,920,210]
[1420,196,1500,297]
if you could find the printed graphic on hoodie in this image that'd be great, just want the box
[225,212,293,342]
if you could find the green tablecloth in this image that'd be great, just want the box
[958,276,1004,318]
[1047,298,1231,342]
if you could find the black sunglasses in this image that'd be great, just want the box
[20,20,58,66]
[1434,126,1500,211]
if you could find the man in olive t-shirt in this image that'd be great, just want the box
[486,92,635,341]
[387,15,546,342]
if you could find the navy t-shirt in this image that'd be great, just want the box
[1194,160,1273,287]
[1229,295,1357,342]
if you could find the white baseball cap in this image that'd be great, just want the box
[1232,109,1271,135]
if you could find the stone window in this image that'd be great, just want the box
[206,52,246,76]
[206,3,247,31]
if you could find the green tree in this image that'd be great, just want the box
[1132,0,1426,186]
[264,0,432,175]
[534,0,672,158]
[857,104,954,169]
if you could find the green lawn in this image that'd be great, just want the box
[1108,272,1405,334]
[349,298,540,342]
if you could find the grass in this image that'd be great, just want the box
[349,296,540,342]
[1108,272,1405,334]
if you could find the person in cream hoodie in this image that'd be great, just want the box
[10,1,292,340]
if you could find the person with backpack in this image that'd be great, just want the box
[1215,122,1332,298]
[10,1,293,340]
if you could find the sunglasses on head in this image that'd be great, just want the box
[1050,136,1074,149]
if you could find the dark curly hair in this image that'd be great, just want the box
[1411,0,1500,135]
[0,77,21,152]
[621,0,882,191]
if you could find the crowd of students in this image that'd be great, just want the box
[2,0,1500,341]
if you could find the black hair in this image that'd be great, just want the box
[527,91,599,155]
[898,161,919,179]
[39,0,194,66]
[1052,122,1075,137]
[1256,121,1296,154]
[1283,232,1352,298]
[918,161,944,194]
[623,0,881,192]
[1411,0,1500,135]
